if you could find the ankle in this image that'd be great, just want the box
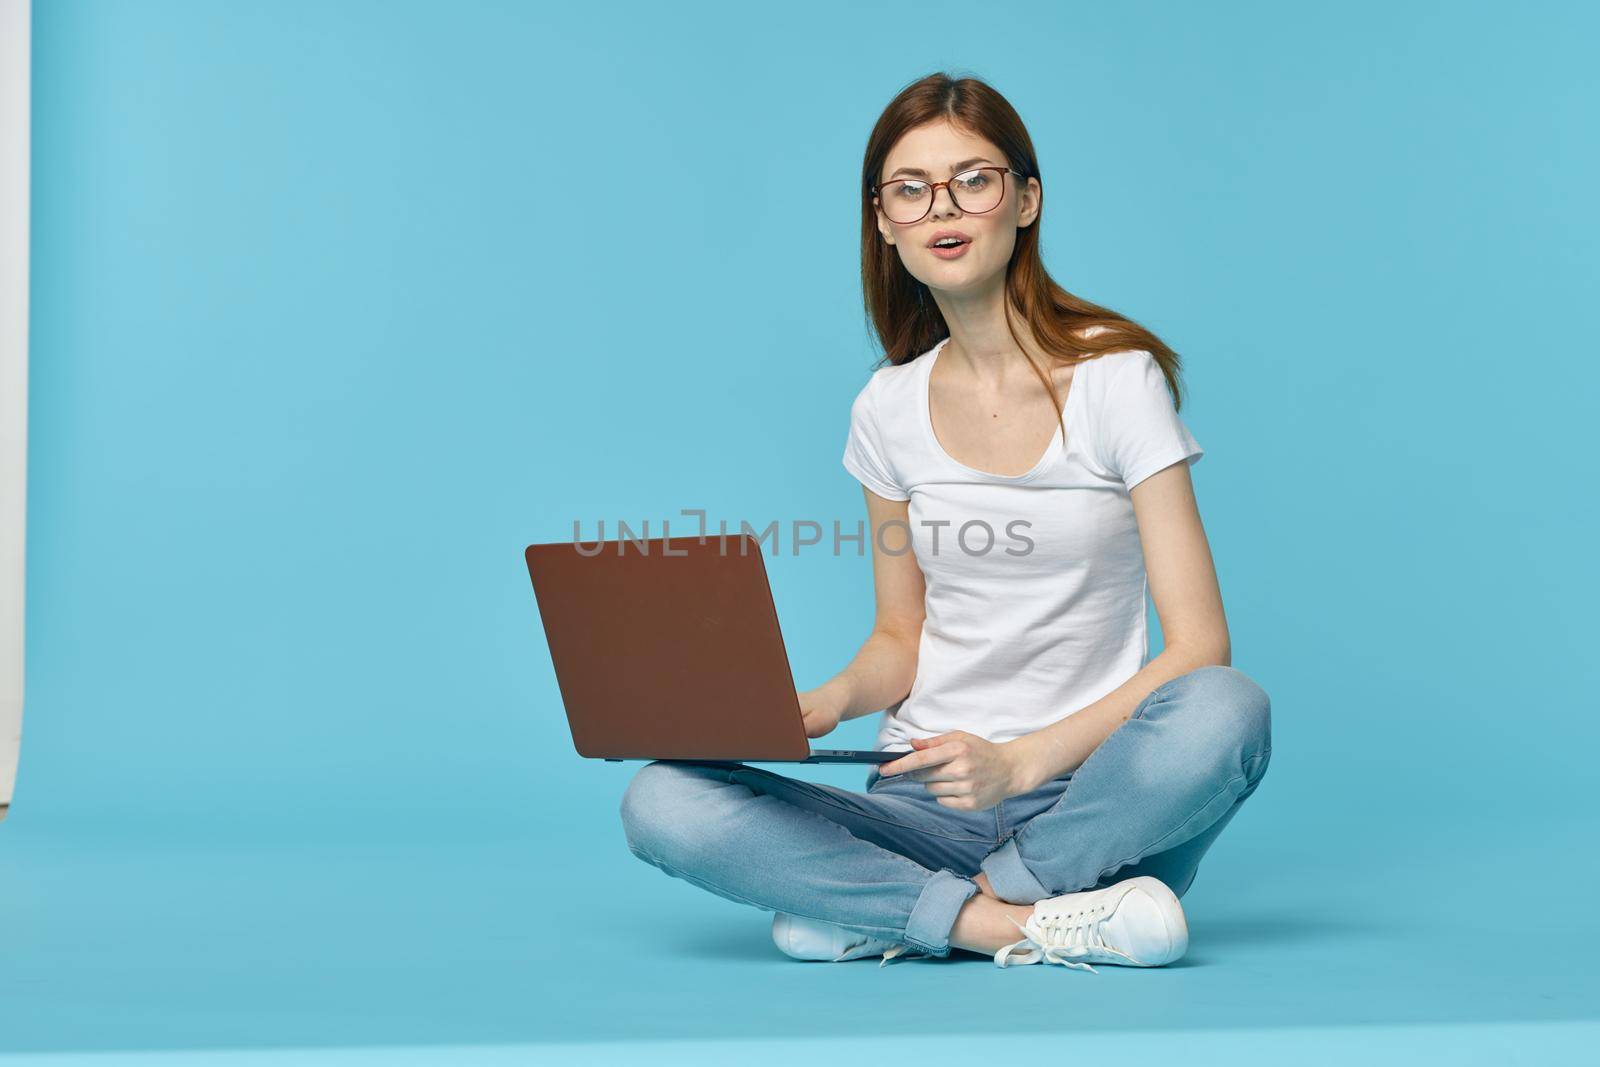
[949,893,1033,956]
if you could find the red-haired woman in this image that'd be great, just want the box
[620,72,1272,972]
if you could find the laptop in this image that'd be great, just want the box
[524,532,896,765]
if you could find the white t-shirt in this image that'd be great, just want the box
[841,336,1204,752]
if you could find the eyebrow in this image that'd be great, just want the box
[886,156,998,180]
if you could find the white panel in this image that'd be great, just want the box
[0,0,30,810]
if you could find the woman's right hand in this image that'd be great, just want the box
[797,682,849,739]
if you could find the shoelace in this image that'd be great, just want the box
[876,901,1143,970]
[878,943,928,968]
[994,908,1138,973]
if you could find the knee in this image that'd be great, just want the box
[618,759,718,860]
[1168,665,1272,755]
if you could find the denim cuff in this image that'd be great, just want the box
[979,835,1050,905]
[901,868,979,956]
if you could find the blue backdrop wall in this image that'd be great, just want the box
[25,0,1598,833]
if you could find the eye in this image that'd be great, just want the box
[954,170,990,190]
[892,180,929,200]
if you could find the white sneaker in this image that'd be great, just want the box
[771,912,912,965]
[994,875,1189,973]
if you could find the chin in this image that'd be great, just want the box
[922,263,995,292]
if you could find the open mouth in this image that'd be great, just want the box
[928,233,972,258]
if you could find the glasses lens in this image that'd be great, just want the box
[877,170,1007,223]
[880,180,931,224]
[949,169,1004,214]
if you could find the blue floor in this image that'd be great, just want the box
[2,762,1596,1065]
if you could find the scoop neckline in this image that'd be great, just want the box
[919,336,1080,483]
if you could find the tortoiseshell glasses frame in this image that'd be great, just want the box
[869,167,1025,225]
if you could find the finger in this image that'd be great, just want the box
[895,731,964,765]
[888,737,931,772]
[910,758,969,782]
[880,742,962,778]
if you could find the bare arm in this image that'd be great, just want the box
[798,486,926,738]
[1007,459,1231,788]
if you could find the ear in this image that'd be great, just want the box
[1017,176,1042,229]
[873,198,896,246]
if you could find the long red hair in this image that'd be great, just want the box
[860,72,1190,440]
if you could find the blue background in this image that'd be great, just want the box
[6,0,1598,1062]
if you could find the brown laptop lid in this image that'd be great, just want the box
[524,533,813,762]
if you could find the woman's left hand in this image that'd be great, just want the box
[875,730,1031,811]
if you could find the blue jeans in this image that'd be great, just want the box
[618,665,1272,958]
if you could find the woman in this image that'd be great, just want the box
[618,72,1272,971]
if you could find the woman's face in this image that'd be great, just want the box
[873,120,1040,297]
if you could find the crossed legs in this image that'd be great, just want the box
[619,665,1272,959]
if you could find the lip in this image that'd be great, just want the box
[926,229,972,249]
[927,229,973,260]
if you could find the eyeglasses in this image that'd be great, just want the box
[870,167,1024,225]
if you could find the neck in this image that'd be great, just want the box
[931,279,1044,384]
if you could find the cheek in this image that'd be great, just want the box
[981,226,1018,262]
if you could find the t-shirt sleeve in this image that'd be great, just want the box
[841,378,910,501]
[1098,351,1204,491]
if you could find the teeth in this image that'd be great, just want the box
[935,238,963,247]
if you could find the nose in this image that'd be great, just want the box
[930,181,962,218]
